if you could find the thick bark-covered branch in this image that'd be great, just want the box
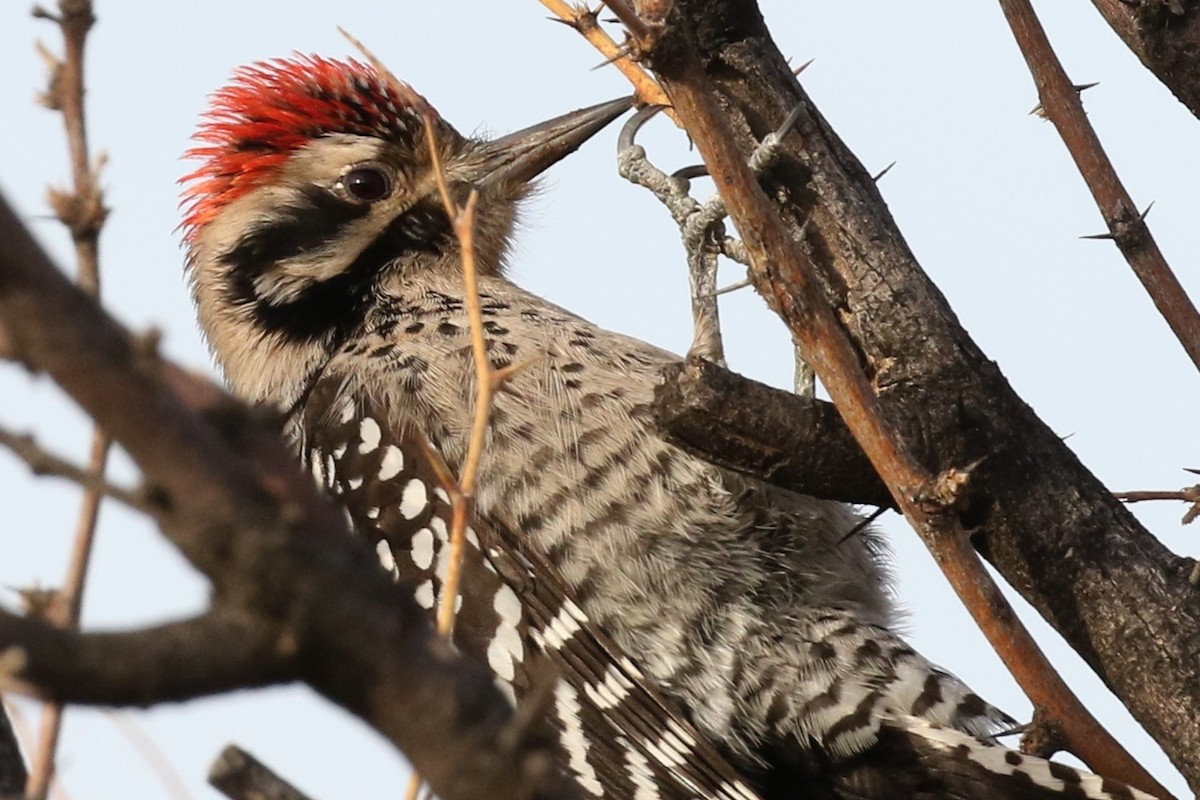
[0,611,291,706]
[0,190,577,800]
[654,357,893,508]
[643,1,1199,793]
[1091,0,1200,121]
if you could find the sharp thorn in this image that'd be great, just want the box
[591,45,632,71]
[793,57,815,76]
[1075,81,1100,93]
[837,506,887,545]
[1140,201,1155,221]
[872,161,897,182]
[1080,231,1116,241]
[774,103,804,140]
[713,278,753,296]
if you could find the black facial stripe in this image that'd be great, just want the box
[220,191,452,345]
[222,184,370,278]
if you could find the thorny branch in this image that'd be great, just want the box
[26,2,111,797]
[538,0,673,116]
[999,0,1200,374]
[550,4,1174,797]
[658,64,1166,800]
[1116,479,1200,527]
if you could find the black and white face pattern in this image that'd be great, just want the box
[295,376,763,800]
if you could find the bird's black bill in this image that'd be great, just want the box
[477,96,634,186]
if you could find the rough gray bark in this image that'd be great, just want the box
[644,0,1200,791]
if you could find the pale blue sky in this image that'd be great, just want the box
[1,3,1196,798]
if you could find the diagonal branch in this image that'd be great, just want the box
[550,1,1200,790]
[0,426,145,510]
[551,1,1188,795]
[650,49,1166,800]
[1089,0,1200,121]
[999,0,1200,374]
[209,746,316,800]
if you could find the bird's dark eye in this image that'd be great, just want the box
[343,166,392,203]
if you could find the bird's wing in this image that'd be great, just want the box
[296,375,763,800]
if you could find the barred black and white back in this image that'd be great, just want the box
[294,365,1157,800]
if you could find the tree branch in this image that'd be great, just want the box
[611,1,1192,794]
[653,357,893,507]
[209,745,316,800]
[1090,0,1200,121]
[27,3,111,794]
[999,0,1200,374]
[0,610,292,706]
[0,426,145,510]
[0,189,576,800]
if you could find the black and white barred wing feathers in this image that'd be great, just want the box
[297,378,763,800]
[292,367,1161,800]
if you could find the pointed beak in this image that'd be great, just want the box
[474,96,634,187]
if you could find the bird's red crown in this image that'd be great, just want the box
[180,54,435,239]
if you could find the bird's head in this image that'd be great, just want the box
[180,54,629,402]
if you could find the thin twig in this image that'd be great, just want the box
[441,190,486,636]
[539,0,674,115]
[1115,485,1200,525]
[1114,488,1200,504]
[0,427,144,509]
[998,0,1200,374]
[375,65,500,800]
[402,772,423,800]
[26,4,110,798]
[103,711,193,800]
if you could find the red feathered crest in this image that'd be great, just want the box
[180,54,435,240]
